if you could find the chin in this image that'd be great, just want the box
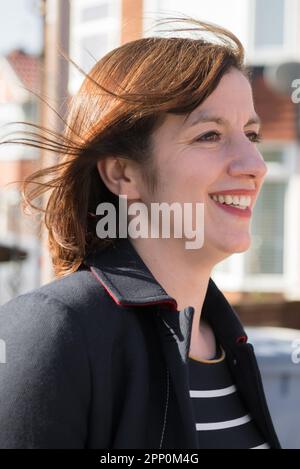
[213,235,251,256]
[229,237,252,253]
[232,243,251,253]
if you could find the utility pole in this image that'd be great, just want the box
[39,0,70,284]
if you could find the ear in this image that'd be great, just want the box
[96,157,141,200]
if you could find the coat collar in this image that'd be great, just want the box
[83,237,248,350]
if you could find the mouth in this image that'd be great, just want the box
[208,193,253,218]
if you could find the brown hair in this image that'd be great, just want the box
[0,15,250,277]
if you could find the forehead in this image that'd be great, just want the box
[152,69,258,143]
[183,69,255,127]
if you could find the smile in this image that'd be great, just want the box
[209,194,252,218]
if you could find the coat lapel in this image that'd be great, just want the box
[155,293,281,449]
[226,342,281,448]
[154,305,199,448]
[153,278,250,449]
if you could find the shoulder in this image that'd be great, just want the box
[0,269,125,401]
[1,267,122,327]
[0,270,99,448]
[0,268,128,362]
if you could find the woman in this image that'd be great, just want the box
[0,16,281,449]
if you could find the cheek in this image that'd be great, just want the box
[169,158,218,198]
[154,150,221,202]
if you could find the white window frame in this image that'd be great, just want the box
[69,0,122,95]
[0,189,20,238]
[247,0,300,66]
[212,142,300,297]
[143,0,161,36]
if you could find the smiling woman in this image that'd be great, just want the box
[0,15,252,278]
[0,15,281,449]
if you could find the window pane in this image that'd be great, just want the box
[244,182,286,274]
[80,4,109,22]
[261,148,284,164]
[254,0,285,47]
[80,34,109,71]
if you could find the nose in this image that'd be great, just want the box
[227,141,268,180]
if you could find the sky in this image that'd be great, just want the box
[0,0,43,55]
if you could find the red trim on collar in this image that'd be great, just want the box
[90,266,178,310]
[236,335,248,344]
[91,267,123,305]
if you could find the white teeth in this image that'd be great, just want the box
[239,196,249,206]
[224,195,233,204]
[210,194,251,208]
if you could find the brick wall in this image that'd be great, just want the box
[233,301,300,329]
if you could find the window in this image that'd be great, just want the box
[244,181,286,275]
[0,190,20,237]
[69,0,121,93]
[22,100,39,123]
[249,0,299,65]
[6,191,21,234]
[80,3,110,22]
[244,148,287,276]
[254,0,285,48]
[80,34,109,72]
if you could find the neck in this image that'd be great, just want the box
[129,236,214,336]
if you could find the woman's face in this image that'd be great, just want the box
[138,67,268,263]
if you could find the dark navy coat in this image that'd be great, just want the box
[0,238,281,448]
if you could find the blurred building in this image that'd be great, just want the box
[0,49,42,304]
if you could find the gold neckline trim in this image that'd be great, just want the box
[188,344,226,364]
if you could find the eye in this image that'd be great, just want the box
[246,132,263,143]
[195,131,221,142]
[196,131,263,143]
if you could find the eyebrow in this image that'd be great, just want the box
[183,110,262,129]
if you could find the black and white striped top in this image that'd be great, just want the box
[188,341,270,449]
